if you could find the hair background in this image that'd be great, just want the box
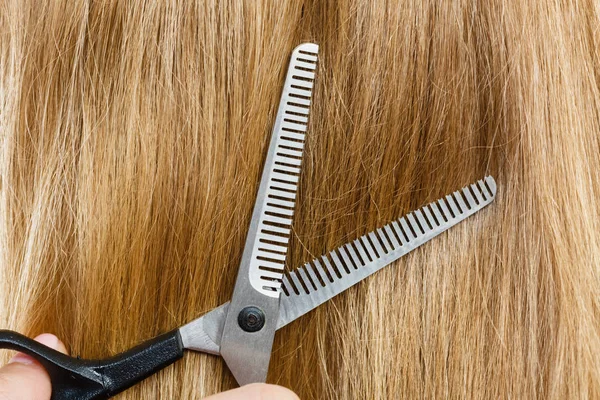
[1,0,599,399]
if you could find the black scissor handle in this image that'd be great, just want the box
[0,329,184,400]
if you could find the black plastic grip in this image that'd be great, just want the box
[0,329,185,400]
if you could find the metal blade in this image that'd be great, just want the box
[219,43,319,385]
[277,176,497,328]
[180,177,496,362]
[180,303,228,355]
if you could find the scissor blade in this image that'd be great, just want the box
[219,43,319,385]
[276,176,497,328]
[179,178,496,356]
[241,43,319,298]
[179,303,228,355]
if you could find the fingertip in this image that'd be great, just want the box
[33,333,68,354]
[250,383,299,400]
[204,383,299,400]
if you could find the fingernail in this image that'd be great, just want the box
[33,334,60,350]
[9,334,59,365]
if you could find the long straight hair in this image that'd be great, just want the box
[1,0,599,398]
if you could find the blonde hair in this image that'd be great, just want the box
[1,0,599,398]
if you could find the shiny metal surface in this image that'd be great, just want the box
[277,176,497,328]
[219,43,319,385]
[179,303,228,355]
[181,177,497,381]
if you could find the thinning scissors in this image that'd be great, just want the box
[0,43,497,399]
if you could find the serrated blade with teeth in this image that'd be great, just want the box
[181,177,498,365]
[277,176,497,328]
[218,43,319,386]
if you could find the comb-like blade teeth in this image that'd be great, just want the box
[312,259,329,283]
[360,235,378,261]
[298,267,316,291]
[281,131,306,141]
[422,206,437,228]
[462,187,477,208]
[282,120,307,132]
[376,228,392,253]
[344,244,361,269]
[280,140,305,151]
[243,43,318,297]
[277,176,497,328]
[272,171,299,184]
[399,217,416,240]
[273,163,301,174]
[383,225,400,248]
[259,268,286,280]
[322,255,339,279]
[292,69,315,81]
[285,104,311,115]
[445,195,461,217]
[352,239,369,266]
[329,251,345,276]
[288,270,305,294]
[390,221,404,244]
[305,262,323,288]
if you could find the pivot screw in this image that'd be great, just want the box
[238,306,266,332]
